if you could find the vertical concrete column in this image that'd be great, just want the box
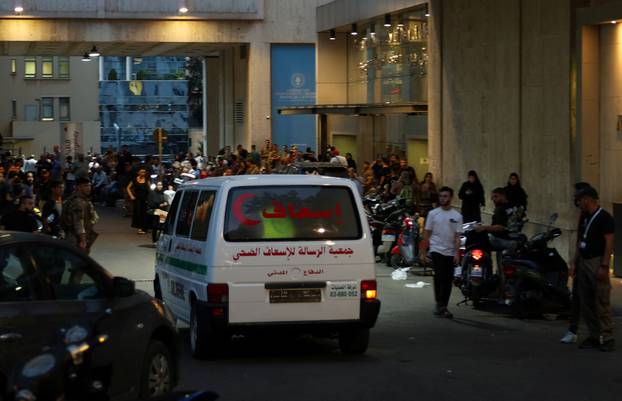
[202,57,208,157]
[427,0,443,182]
[98,56,104,81]
[247,41,271,146]
[578,25,600,186]
[125,56,132,80]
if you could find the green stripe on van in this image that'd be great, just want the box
[156,253,207,275]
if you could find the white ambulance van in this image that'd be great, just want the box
[154,175,380,358]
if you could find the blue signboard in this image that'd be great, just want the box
[271,44,316,151]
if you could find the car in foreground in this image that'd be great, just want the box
[0,232,179,400]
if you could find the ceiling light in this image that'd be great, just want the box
[370,24,376,36]
[612,20,617,24]
[82,53,91,62]
[88,46,100,57]
[425,4,430,17]
[384,14,391,27]
[179,6,188,14]
[14,6,23,13]
[329,29,336,40]
[350,23,358,36]
[397,17,404,28]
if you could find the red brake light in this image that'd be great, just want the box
[361,280,377,300]
[503,265,516,278]
[207,283,229,303]
[471,249,484,261]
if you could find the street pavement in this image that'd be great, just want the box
[91,206,622,401]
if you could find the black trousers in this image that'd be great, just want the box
[431,252,455,308]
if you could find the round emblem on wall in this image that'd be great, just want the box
[291,73,305,88]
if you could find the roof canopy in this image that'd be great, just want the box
[278,103,428,116]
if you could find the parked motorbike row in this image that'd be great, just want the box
[364,194,571,317]
[364,195,429,272]
[455,213,570,316]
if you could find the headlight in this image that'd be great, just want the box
[22,354,56,378]
[65,325,88,344]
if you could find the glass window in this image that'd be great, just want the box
[24,57,36,78]
[41,97,54,120]
[24,104,37,121]
[42,57,54,78]
[164,192,182,235]
[190,191,216,241]
[31,247,105,301]
[58,57,70,78]
[11,100,17,120]
[224,186,362,242]
[176,191,199,237]
[10,58,16,75]
[0,247,33,301]
[59,97,70,121]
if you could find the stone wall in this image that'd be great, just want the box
[431,0,575,257]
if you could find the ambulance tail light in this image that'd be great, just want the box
[207,283,229,303]
[361,280,377,300]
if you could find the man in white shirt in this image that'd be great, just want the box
[421,186,463,318]
[23,155,37,173]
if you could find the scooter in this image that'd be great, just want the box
[501,213,570,316]
[454,222,497,307]
[389,214,429,272]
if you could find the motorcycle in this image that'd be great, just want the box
[389,214,429,272]
[501,213,570,316]
[453,222,497,307]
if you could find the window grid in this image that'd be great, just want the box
[42,57,54,78]
[24,57,36,78]
[41,97,54,121]
[59,97,70,121]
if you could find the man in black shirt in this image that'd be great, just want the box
[566,184,615,351]
[0,195,39,233]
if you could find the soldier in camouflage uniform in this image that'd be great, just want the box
[61,177,99,254]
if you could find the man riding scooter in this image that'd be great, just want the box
[475,188,524,282]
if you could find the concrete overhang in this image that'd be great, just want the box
[278,103,428,116]
[0,0,264,21]
[317,0,426,32]
[0,41,235,57]
[576,1,622,26]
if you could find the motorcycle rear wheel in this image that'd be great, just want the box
[390,253,407,268]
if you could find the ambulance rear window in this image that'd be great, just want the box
[224,186,362,242]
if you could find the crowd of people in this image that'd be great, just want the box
[0,141,533,241]
[0,140,614,351]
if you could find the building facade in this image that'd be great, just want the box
[0,55,100,156]
[316,0,622,259]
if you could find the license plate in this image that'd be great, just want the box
[470,266,483,278]
[327,282,359,299]
[269,288,321,303]
[381,234,396,242]
[453,266,462,277]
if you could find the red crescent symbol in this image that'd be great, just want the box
[232,193,260,226]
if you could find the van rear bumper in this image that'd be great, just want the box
[195,299,381,333]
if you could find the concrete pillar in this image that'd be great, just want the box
[125,56,132,80]
[98,56,104,81]
[202,57,208,157]
[247,41,271,146]
[427,0,442,182]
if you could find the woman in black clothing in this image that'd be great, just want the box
[147,181,169,243]
[458,170,485,222]
[504,172,528,210]
[127,167,151,235]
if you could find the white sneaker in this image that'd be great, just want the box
[560,331,578,344]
